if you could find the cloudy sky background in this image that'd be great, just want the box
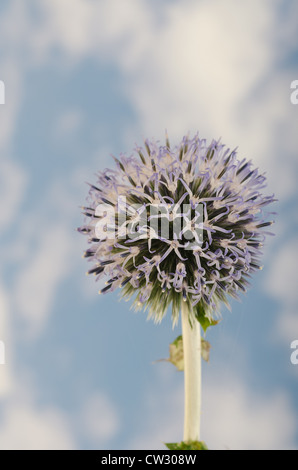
[0,0,297,450]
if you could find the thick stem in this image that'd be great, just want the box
[181,302,201,442]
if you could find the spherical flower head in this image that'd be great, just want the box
[79,133,276,327]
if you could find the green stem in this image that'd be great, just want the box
[181,302,201,442]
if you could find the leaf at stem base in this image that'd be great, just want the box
[165,441,208,450]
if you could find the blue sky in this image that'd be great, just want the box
[0,0,297,450]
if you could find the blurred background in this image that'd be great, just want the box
[0,0,297,450]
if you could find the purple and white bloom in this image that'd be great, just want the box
[79,134,275,326]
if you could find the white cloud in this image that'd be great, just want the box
[0,402,75,450]
[0,281,75,451]
[1,0,296,203]
[14,226,74,337]
[46,0,296,201]
[266,238,298,305]
[202,376,296,450]
[0,284,14,397]
[80,393,120,442]
[35,0,150,62]
[40,0,93,57]
[112,0,297,203]
[0,61,23,151]
[128,378,184,450]
[0,382,120,449]
[11,163,104,337]
[265,238,298,343]
[1,0,297,191]
[0,159,27,234]
[37,0,294,201]
[129,370,297,450]
[123,1,276,133]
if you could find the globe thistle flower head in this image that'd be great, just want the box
[79,134,276,327]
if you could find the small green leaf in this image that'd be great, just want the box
[165,441,208,450]
[194,304,219,332]
[168,335,184,371]
[166,335,211,371]
[201,338,211,363]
